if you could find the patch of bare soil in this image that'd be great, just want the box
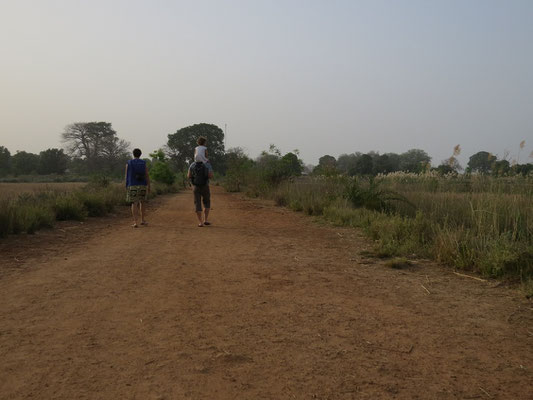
[1,187,532,399]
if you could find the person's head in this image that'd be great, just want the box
[197,137,207,146]
[133,148,142,158]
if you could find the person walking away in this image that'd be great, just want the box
[187,159,213,227]
[125,148,150,227]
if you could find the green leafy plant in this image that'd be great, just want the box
[344,178,414,213]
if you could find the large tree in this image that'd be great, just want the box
[313,155,337,175]
[399,149,431,173]
[337,153,359,175]
[353,153,374,175]
[281,152,303,176]
[467,151,497,174]
[167,123,225,172]
[61,122,129,172]
[38,148,69,175]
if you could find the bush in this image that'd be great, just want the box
[76,191,107,217]
[150,162,175,185]
[0,181,180,238]
[0,198,55,236]
[344,178,413,213]
[16,204,55,234]
[54,195,87,221]
[0,200,14,237]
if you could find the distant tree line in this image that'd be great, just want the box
[2,122,531,180]
[311,146,533,177]
[0,146,70,176]
[0,122,130,177]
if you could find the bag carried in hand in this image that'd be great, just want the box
[191,162,208,186]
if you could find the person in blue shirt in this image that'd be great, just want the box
[125,148,150,227]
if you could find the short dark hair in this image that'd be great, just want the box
[197,137,207,146]
[133,148,142,158]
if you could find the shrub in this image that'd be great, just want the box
[344,178,413,213]
[16,204,55,234]
[76,191,108,217]
[54,195,87,221]
[0,198,55,235]
[150,162,175,185]
[0,200,14,237]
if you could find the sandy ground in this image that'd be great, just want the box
[1,186,532,399]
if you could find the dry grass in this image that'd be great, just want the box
[0,183,86,199]
[265,174,533,294]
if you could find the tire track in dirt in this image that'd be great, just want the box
[1,187,532,399]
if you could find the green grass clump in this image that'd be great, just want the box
[75,191,108,217]
[54,194,87,221]
[0,198,55,236]
[13,204,55,234]
[0,200,15,237]
[344,178,413,213]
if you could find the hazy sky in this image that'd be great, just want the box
[1,0,532,165]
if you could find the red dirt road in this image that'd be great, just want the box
[1,187,532,399]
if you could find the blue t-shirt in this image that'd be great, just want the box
[126,158,147,187]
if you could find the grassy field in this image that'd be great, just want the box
[264,172,533,294]
[0,181,179,237]
[0,182,86,198]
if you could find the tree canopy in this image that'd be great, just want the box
[313,155,337,175]
[399,149,431,173]
[11,151,40,175]
[61,122,129,173]
[167,123,225,172]
[38,148,69,175]
[467,151,496,174]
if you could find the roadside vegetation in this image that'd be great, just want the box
[0,180,180,238]
[222,145,533,295]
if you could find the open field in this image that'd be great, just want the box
[0,182,86,198]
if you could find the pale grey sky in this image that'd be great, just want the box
[1,0,532,166]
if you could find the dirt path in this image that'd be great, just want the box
[1,187,532,399]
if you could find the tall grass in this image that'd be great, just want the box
[262,174,533,292]
[0,181,180,237]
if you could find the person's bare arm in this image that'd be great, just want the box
[208,170,214,179]
[205,149,208,159]
[124,164,128,187]
[145,167,151,193]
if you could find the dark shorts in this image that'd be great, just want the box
[193,184,210,212]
